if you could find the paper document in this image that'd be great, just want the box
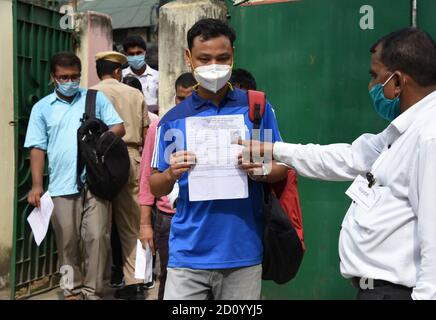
[134,240,153,283]
[167,182,179,209]
[27,192,54,246]
[186,115,248,201]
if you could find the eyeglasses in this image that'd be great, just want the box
[54,74,81,83]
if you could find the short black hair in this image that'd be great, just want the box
[370,27,436,87]
[96,60,121,79]
[230,68,257,90]
[50,52,81,74]
[123,35,147,52]
[187,18,236,51]
[175,72,196,90]
[122,76,143,92]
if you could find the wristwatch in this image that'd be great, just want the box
[248,163,270,181]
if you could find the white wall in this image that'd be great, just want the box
[75,11,113,89]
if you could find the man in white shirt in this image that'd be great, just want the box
[122,35,159,114]
[239,28,436,300]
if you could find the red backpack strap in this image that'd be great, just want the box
[272,169,305,251]
[248,90,266,130]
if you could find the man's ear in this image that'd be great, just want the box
[185,49,193,69]
[114,68,122,81]
[394,71,406,97]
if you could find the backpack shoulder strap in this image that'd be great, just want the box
[85,89,98,120]
[248,90,266,130]
[77,89,98,192]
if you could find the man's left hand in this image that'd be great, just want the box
[140,225,155,255]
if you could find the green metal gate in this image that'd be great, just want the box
[11,0,73,299]
[416,0,436,39]
[228,0,412,299]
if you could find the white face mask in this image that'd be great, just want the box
[193,64,232,93]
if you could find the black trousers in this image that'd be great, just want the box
[353,278,413,300]
[111,219,123,270]
[154,209,173,300]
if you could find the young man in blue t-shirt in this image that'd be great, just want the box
[150,19,288,300]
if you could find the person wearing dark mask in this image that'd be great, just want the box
[238,28,436,300]
[122,36,159,114]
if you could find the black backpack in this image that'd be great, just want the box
[248,90,305,285]
[76,89,130,200]
[261,184,304,284]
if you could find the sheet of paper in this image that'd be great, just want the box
[134,240,153,283]
[167,182,179,209]
[144,243,153,283]
[27,191,54,246]
[186,115,248,202]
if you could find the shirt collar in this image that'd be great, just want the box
[390,90,436,135]
[125,64,153,77]
[49,88,86,105]
[100,78,120,85]
[191,83,239,109]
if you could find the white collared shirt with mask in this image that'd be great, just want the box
[273,90,436,300]
[123,64,159,112]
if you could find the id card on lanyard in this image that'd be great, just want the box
[345,147,390,211]
[345,175,381,211]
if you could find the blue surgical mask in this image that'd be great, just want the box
[127,55,146,70]
[56,81,80,97]
[369,73,401,121]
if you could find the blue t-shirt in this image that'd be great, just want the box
[151,87,282,269]
[24,89,123,197]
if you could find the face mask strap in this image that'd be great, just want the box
[192,83,200,91]
[382,72,397,87]
[383,72,403,100]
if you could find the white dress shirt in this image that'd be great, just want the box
[273,90,436,300]
[123,64,159,112]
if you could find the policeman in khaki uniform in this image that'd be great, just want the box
[92,51,150,299]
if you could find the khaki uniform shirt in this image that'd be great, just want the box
[92,78,149,147]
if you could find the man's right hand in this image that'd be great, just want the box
[28,186,43,208]
[166,151,196,181]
